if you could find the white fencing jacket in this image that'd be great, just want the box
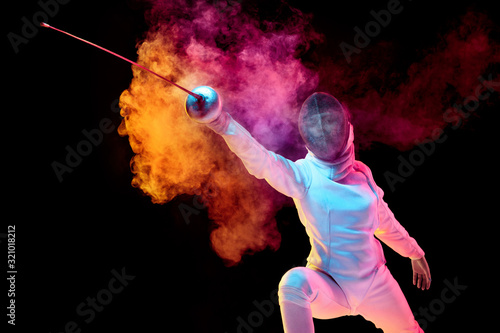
[212,114,425,307]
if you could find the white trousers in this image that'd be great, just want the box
[278,265,423,333]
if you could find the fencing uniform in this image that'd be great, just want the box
[190,91,426,332]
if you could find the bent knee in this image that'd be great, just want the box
[279,267,312,298]
[279,267,313,290]
[278,267,315,306]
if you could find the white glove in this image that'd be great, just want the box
[185,86,230,134]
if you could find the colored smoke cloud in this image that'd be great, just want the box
[118,1,499,265]
[118,0,320,265]
[322,10,500,150]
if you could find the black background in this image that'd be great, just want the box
[4,0,499,332]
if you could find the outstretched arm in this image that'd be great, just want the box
[209,111,311,199]
[185,88,310,199]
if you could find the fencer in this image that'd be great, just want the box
[186,87,431,333]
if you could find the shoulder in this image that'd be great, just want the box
[291,157,314,195]
[352,160,385,197]
[295,157,313,177]
[352,159,374,176]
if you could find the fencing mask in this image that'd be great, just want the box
[298,92,350,162]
